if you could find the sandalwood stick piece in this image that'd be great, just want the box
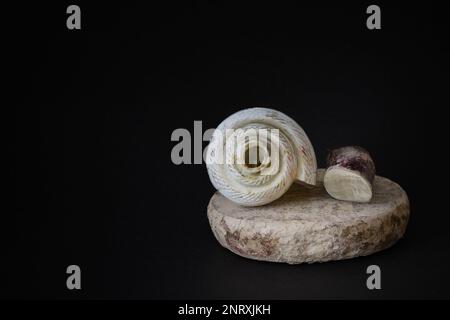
[324,146,376,203]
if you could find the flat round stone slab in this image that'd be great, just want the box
[207,169,410,264]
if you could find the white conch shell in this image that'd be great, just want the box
[206,107,317,206]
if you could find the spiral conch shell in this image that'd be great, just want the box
[206,107,317,206]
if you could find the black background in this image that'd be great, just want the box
[10,1,449,299]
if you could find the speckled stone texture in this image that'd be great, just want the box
[207,169,409,264]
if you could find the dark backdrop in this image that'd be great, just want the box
[10,2,448,299]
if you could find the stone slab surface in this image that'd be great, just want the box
[207,169,410,264]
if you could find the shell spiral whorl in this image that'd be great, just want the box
[206,108,317,206]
